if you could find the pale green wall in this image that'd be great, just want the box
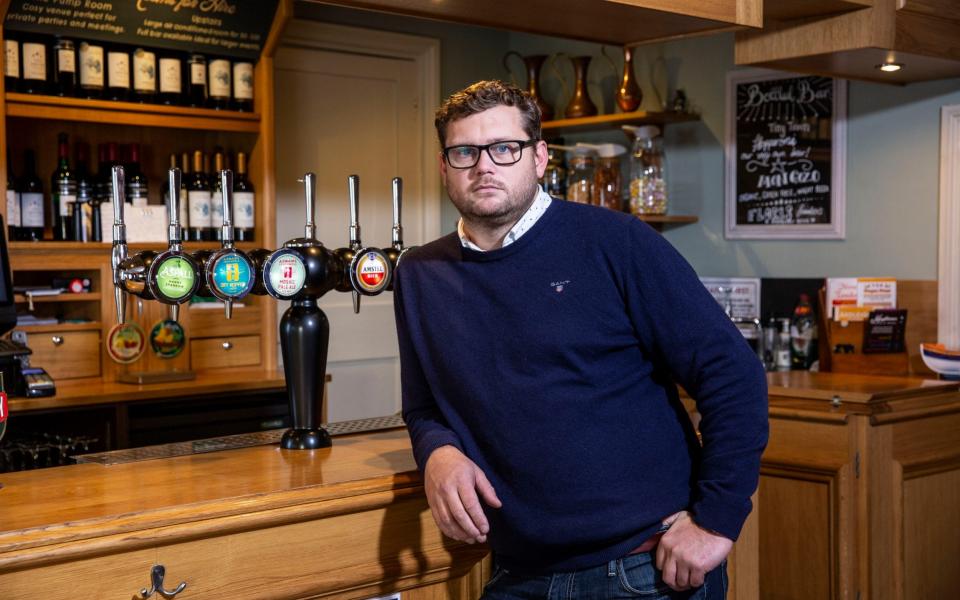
[296,3,959,280]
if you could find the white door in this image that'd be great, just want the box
[274,22,440,422]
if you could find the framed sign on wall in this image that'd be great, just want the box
[725,69,847,239]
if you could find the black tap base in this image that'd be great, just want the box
[280,427,332,449]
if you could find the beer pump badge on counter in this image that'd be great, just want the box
[211,253,253,297]
[106,322,146,364]
[154,256,197,302]
[355,252,389,293]
[150,319,186,359]
[265,251,306,297]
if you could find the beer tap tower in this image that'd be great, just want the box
[111,166,408,449]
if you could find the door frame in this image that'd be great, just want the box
[276,19,442,243]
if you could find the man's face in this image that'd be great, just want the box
[440,105,548,227]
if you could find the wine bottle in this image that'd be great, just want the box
[6,154,20,240]
[132,47,156,103]
[186,53,207,107]
[157,50,182,106]
[210,150,225,239]
[90,143,111,242]
[75,142,93,242]
[126,143,149,207]
[232,60,254,112]
[19,35,47,95]
[234,151,255,241]
[52,37,76,97]
[52,133,77,241]
[4,33,20,93]
[179,151,190,229]
[106,44,130,101]
[18,149,44,241]
[78,41,105,99]
[188,150,211,241]
[207,57,230,110]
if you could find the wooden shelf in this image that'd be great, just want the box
[5,93,260,133]
[15,321,102,332]
[636,214,699,224]
[542,111,699,135]
[14,292,102,303]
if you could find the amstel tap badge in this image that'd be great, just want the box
[355,252,389,293]
[0,375,8,444]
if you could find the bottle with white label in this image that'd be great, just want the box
[125,143,149,207]
[207,57,231,110]
[52,37,76,97]
[158,50,182,106]
[188,150,212,241]
[233,151,255,241]
[52,133,77,240]
[106,44,131,101]
[186,53,207,107]
[78,41,104,99]
[4,34,20,93]
[132,47,156,104]
[232,60,254,112]
[6,155,20,240]
[20,35,47,95]
[17,149,44,241]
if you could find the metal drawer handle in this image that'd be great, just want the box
[51,335,64,346]
[139,564,187,599]
[222,341,233,351]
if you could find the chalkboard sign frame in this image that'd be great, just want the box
[724,68,847,240]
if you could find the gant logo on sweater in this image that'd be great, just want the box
[551,280,571,292]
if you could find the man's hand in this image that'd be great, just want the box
[656,510,733,591]
[423,445,502,544]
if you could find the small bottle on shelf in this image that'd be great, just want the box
[75,142,93,242]
[6,154,20,240]
[52,37,76,97]
[188,150,212,241]
[186,53,207,107]
[19,34,48,95]
[207,57,231,110]
[232,59,254,112]
[18,149,45,241]
[78,41,105,100]
[157,49,183,106]
[132,46,157,103]
[790,294,817,370]
[125,143,149,207]
[106,43,131,101]
[233,151,255,241]
[52,132,77,241]
[4,33,20,93]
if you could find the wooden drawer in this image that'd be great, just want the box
[188,301,263,338]
[24,330,101,380]
[190,335,261,371]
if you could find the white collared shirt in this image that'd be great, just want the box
[457,186,553,251]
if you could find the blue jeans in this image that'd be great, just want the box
[480,551,727,600]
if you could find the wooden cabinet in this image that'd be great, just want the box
[0,1,291,382]
[190,334,262,370]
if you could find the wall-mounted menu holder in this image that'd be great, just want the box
[817,287,909,376]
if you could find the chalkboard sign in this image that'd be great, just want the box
[5,0,279,61]
[725,69,847,239]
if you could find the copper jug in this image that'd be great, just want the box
[503,52,553,121]
[561,55,598,119]
[603,46,643,113]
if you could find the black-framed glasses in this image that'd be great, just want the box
[442,139,538,169]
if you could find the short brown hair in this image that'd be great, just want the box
[435,80,542,147]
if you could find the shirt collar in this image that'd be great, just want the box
[457,186,553,251]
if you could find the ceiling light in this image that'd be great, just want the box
[876,62,903,73]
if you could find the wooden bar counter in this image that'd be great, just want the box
[761,372,960,600]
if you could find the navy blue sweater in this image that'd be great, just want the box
[393,199,768,573]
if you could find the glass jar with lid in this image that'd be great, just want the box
[565,149,595,204]
[625,125,668,215]
[541,145,567,198]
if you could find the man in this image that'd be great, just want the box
[393,80,768,599]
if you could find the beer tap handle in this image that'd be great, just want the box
[348,174,360,250]
[219,169,234,247]
[111,166,128,324]
[391,177,403,249]
[167,168,182,250]
[298,172,316,240]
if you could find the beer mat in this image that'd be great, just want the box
[75,414,405,466]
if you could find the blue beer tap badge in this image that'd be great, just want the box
[211,253,253,298]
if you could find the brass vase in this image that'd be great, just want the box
[503,52,553,121]
[616,46,642,112]
[563,55,598,119]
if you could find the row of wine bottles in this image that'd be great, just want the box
[3,32,254,111]
[5,134,256,243]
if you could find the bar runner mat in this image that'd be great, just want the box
[75,414,406,466]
